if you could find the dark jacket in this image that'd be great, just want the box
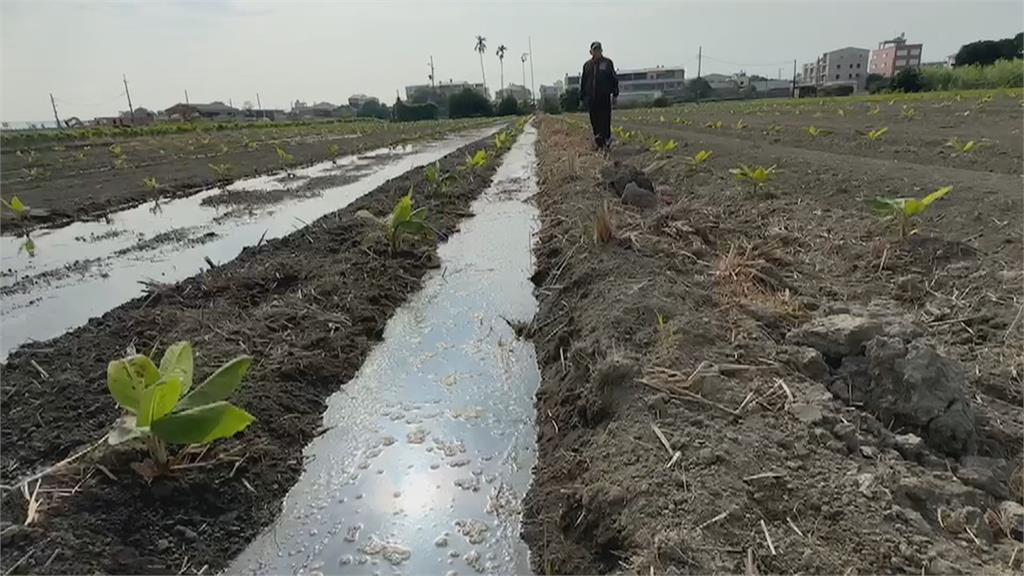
[579,57,618,106]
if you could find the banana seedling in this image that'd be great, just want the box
[687,150,713,169]
[869,186,952,239]
[729,164,778,193]
[493,130,512,151]
[209,163,234,181]
[946,138,981,156]
[900,106,917,120]
[867,104,881,115]
[107,341,255,472]
[424,161,452,194]
[734,120,747,130]
[865,127,889,141]
[276,146,296,177]
[805,126,831,137]
[143,177,160,191]
[387,192,434,250]
[19,234,36,258]
[704,120,723,129]
[649,139,679,156]
[464,149,489,171]
[1,195,29,218]
[327,143,340,163]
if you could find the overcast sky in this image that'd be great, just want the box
[2,0,1021,121]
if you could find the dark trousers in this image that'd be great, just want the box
[588,97,612,147]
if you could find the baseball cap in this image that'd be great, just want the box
[590,41,602,51]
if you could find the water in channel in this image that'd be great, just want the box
[0,127,500,360]
[229,125,541,575]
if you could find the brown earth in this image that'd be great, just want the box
[0,128,516,575]
[521,111,1022,575]
[617,94,1022,175]
[1,119,493,234]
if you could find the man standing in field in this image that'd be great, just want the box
[579,41,619,150]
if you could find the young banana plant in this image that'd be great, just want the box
[805,126,831,137]
[946,138,981,156]
[143,177,160,191]
[107,341,255,472]
[729,164,778,193]
[688,150,713,169]
[209,163,234,181]
[865,127,889,141]
[869,186,952,239]
[387,192,434,250]
[1,195,29,218]
[649,139,679,156]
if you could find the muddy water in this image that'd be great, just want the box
[229,125,540,575]
[0,127,499,360]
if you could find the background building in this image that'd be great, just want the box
[801,47,870,91]
[539,81,564,99]
[565,65,685,103]
[347,94,378,108]
[869,34,923,78]
[495,83,531,102]
[404,81,488,102]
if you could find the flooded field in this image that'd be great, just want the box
[0,127,499,359]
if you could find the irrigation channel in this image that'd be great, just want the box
[0,126,500,360]
[230,125,541,575]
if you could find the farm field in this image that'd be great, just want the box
[522,91,1022,574]
[0,88,1021,576]
[0,118,495,232]
[0,124,528,574]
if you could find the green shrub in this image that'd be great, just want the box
[497,95,520,116]
[393,98,438,122]
[559,87,581,112]
[921,59,1024,90]
[892,68,925,93]
[449,88,493,118]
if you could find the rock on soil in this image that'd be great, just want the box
[599,161,653,197]
[621,182,657,209]
[786,302,978,457]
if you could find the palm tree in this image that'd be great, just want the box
[474,35,488,94]
[496,44,507,94]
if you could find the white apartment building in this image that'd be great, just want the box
[801,47,870,92]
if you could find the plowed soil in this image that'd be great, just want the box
[522,99,1022,575]
[0,128,516,575]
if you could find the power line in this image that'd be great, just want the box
[701,53,794,69]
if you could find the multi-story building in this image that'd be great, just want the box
[404,81,489,102]
[869,34,923,78]
[566,65,685,103]
[801,47,870,92]
[348,94,378,108]
[539,81,564,99]
[496,83,531,102]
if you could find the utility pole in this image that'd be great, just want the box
[123,74,135,120]
[185,89,190,105]
[528,36,536,103]
[792,59,797,97]
[256,92,262,119]
[520,53,528,97]
[697,45,702,78]
[428,56,435,88]
[50,93,62,129]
